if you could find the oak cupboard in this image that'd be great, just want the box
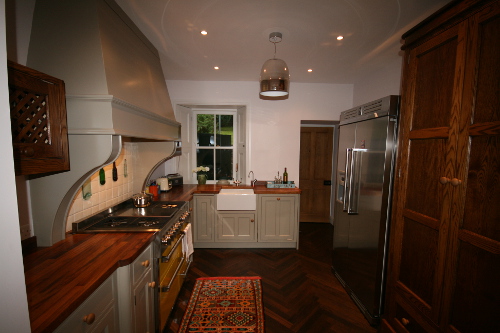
[7,61,70,176]
[382,1,500,332]
[193,193,299,248]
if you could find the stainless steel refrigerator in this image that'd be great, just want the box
[332,95,399,325]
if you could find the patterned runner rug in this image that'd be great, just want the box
[178,276,265,332]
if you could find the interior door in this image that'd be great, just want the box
[299,127,334,222]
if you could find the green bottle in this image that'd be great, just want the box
[283,168,288,183]
[99,168,106,185]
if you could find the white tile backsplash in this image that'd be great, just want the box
[66,142,135,231]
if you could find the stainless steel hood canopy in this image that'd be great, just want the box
[26,0,181,246]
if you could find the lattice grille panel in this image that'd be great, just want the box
[9,88,51,145]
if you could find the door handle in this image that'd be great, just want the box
[343,148,352,212]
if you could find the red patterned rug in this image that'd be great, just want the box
[178,276,265,332]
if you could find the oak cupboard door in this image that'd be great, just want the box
[193,194,215,242]
[442,4,500,332]
[7,61,69,176]
[258,194,298,242]
[390,21,465,326]
[216,211,257,242]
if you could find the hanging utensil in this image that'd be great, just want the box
[113,162,118,181]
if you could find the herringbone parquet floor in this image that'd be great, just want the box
[164,222,378,333]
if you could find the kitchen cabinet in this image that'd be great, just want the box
[7,61,69,176]
[216,211,257,242]
[382,1,500,332]
[193,194,216,242]
[258,194,298,243]
[193,193,299,248]
[54,273,118,333]
[117,243,155,333]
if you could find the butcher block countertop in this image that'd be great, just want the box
[23,232,156,333]
[23,183,300,332]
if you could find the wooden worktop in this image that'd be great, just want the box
[23,232,155,333]
[23,183,300,332]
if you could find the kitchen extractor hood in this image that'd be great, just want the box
[26,0,181,246]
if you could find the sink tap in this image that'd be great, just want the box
[233,178,242,186]
[252,179,258,187]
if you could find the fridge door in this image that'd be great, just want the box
[333,116,396,324]
[333,122,356,278]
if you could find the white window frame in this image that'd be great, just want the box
[192,109,237,184]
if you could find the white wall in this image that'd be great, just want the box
[352,58,402,106]
[0,0,31,330]
[167,80,353,185]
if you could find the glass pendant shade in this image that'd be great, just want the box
[260,58,290,97]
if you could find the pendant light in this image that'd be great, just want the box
[260,32,290,97]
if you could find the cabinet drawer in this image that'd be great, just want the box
[132,244,153,285]
[54,273,117,333]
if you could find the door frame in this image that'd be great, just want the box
[299,120,339,224]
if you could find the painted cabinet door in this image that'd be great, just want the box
[193,195,215,242]
[216,212,257,242]
[54,274,118,333]
[258,195,298,242]
[132,267,155,333]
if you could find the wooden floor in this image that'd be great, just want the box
[163,223,378,333]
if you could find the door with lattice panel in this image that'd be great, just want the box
[8,61,69,176]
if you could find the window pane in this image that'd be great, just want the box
[216,149,233,180]
[197,114,214,146]
[196,149,214,180]
[216,115,233,147]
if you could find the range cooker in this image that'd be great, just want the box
[72,199,192,332]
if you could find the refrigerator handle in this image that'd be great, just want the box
[343,148,353,212]
[348,149,366,215]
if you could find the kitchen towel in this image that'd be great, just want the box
[182,223,194,258]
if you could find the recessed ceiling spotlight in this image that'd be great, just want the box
[307,69,313,72]
[201,30,208,35]
[337,36,344,40]
[214,66,220,70]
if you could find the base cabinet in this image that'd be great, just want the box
[258,194,298,243]
[54,273,118,333]
[193,193,299,248]
[216,212,257,242]
[117,243,155,333]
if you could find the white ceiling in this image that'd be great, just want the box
[115,0,450,84]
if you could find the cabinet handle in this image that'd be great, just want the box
[277,197,280,201]
[148,281,156,288]
[439,177,450,184]
[250,219,254,222]
[451,178,462,186]
[83,313,96,325]
[401,317,410,326]
[141,260,150,267]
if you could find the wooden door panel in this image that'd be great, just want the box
[405,139,447,220]
[399,217,439,308]
[412,33,458,131]
[299,127,333,222]
[472,10,500,123]
[449,242,500,333]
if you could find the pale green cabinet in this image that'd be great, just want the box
[216,211,257,242]
[193,193,299,248]
[117,243,155,333]
[193,194,216,242]
[54,273,118,333]
[258,194,299,243]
